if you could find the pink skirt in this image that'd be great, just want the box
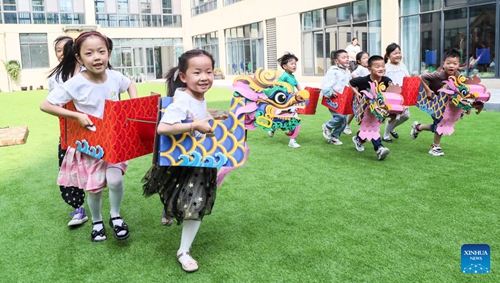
[57,147,127,193]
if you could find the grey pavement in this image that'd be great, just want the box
[151,78,500,111]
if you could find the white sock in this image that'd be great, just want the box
[87,191,103,223]
[107,168,125,235]
[177,220,201,264]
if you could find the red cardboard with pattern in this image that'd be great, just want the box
[60,95,160,163]
[321,86,354,115]
[401,76,421,106]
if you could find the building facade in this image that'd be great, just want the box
[1,0,499,92]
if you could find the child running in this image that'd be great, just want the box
[40,31,138,242]
[345,51,370,135]
[142,49,217,273]
[410,49,461,156]
[349,55,392,160]
[268,52,302,148]
[382,43,410,142]
[48,36,88,227]
[321,49,351,145]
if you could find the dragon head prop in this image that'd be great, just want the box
[440,75,490,114]
[230,68,309,132]
[360,81,404,122]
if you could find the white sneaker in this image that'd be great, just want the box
[343,125,352,135]
[322,124,332,140]
[352,136,365,152]
[376,147,390,160]
[268,130,275,138]
[429,145,445,156]
[410,121,420,139]
[328,137,343,145]
[288,139,300,148]
[68,207,89,227]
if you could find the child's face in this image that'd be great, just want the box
[442,56,460,76]
[76,36,109,76]
[359,53,369,67]
[335,52,350,68]
[388,48,402,64]
[283,59,297,74]
[180,55,214,98]
[368,59,386,78]
[55,39,70,62]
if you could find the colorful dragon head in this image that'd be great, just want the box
[440,75,490,113]
[231,68,309,133]
[360,81,404,122]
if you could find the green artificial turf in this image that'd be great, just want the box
[0,83,499,282]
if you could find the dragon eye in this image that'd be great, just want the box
[377,98,384,105]
[274,92,287,104]
[460,89,468,96]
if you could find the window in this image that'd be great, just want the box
[301,1,381,76]
[20,33,49,68]
[191,0,217,16]
[224,0,243,5]
[95,0,181,27]
[400,1,497,77]
[225,23,264,75]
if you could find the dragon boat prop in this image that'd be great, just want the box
[60,95,160,163]
[416,75,490,135]
[321,86,355,115]
[231,68,310,137]
[353,81,405,141]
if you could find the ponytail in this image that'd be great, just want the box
[48,39,78,83]
[165,67,186,97]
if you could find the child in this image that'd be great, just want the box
[268,52,302,148]
[382,43,410,142]
[349,55,392,160]
[48,36,88,227]
[40,31,138,242]
[346,51,370,135]
[142,49,217,273]
[410,49,461,156]
[320,49,351,145]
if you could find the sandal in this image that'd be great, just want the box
[162,209,173,226]
[90,221,106,242]
[177,251,198,273]
[390,131,399,139]
[108,216,130,240]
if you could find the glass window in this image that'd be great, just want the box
[325,8,337,26]
[95,0,105,12]
[32,0,45,11]
[19,12,31,24]
[19,33,49,69]
[353,0,367,22]
[3,0,17,11]
[401,0,419,16]
[302,12,313,31]
[368,0,381,20]
[420,12,441,71]
[59,0,72,12]
[118,0,128,13]
[401,15,419,74]
[421,0,441,12]
[468,4,496,77]
[141,0,151,13]
[162,0,172,13]
[225,23,263,75]
[4,13,18,23]
[368,21,381,58]
[338,5,351,23]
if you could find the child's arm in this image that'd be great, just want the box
[321,69,338,98]
[157,118,213,136]
[127,81,138,99]
[40,99,93,127]
[349,82,362,100]
[419,76,434,100]
[296,82,303,91]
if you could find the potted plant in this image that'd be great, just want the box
[2,59,21,92]
[214,68,224,80]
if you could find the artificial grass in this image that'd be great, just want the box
[0,83,499,282]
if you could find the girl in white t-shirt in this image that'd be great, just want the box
[142,49,216,273]
[382,43,410,142]
[48,37,89,227]
[40,31,138,242]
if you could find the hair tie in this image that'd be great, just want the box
[173,69,179,81]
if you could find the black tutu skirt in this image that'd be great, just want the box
[142,164,217,224]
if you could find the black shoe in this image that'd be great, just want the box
[382,137,393,143]
[109,216,130,240]
[390,131,399,139]
[91,221,106,242]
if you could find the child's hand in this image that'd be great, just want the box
[76,113,94,128]
[193,118,214,134]
[426,90,434,100]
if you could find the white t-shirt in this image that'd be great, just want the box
[385,62,410,86]
[47,69,131,118]
[48,66,84,92]
[345,44,361,61]
[352,65,370,78]
[161,88,207,125]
